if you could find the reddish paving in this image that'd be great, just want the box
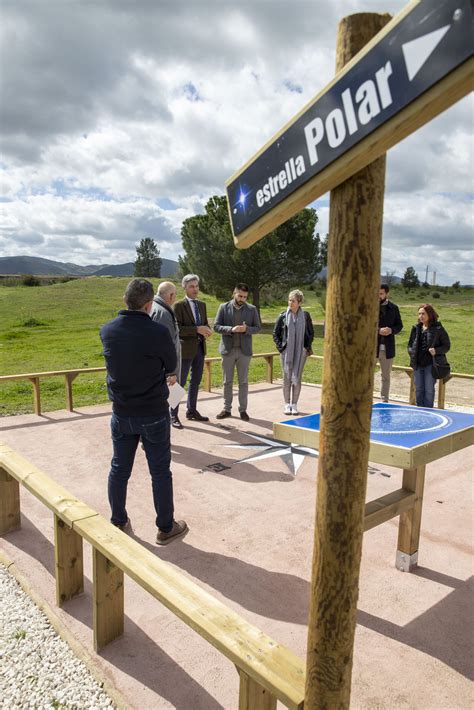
[0,383,472,709]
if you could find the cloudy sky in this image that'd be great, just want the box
[1,0,472,284]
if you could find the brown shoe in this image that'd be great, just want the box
[156,520,188,545]
[216,410,231,419]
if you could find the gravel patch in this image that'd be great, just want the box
[0,563,115,710]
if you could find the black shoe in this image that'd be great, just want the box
[113,518,131,533]
[216,410,231,419]
[186,410,209,422]
[171,416,184,429]
[240,411,250,422]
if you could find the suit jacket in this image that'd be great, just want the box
[214,301,261,356]
[377,300,403,359]
[174,298,209,359]
[150,296,181,379]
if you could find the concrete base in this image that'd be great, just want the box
[396,549,419,572]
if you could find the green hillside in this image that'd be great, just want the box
[0,278,472,415]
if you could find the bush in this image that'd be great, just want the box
[431,291,441,299]
[21,274,41,287]
[21,317,47,327]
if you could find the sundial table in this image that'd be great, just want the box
[274,403,474,571]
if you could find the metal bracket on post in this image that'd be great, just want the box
[396,549,418,572]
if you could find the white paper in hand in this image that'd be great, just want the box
[168,382,185,409]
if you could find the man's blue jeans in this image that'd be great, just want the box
[414,365,435,408]
[171,339,205,416]
[108,412,174,531]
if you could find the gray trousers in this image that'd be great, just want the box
[281,351,307,405]
[222,348,251,412]
[378,349,393,402]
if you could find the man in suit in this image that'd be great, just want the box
[171,274,212,429]
[377,283,403,402]
[214,283,261,421]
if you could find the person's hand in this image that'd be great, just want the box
[167,375,177,386]
[232,322,247,333]
[428,347,436,356]
[379,327,391,336]
[197,325,212,337]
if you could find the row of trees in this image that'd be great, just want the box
[134,195,327,312]
[134,198,450,304]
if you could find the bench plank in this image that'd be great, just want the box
[75,515,305,709]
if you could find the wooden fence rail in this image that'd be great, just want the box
[0,442,305,710]
[1,357,472,415]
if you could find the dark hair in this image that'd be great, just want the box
[419,303,439,325]
[380,284,389,292]
[234,283,249,293]
[124,278,154,310]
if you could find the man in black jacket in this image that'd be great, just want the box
[100,278,188,545]
[377,284,403,402]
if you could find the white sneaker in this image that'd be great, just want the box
[284,404,292,414]
[291,404,299,414]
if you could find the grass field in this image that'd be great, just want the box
[1,278,472,415]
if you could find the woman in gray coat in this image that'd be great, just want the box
[273,289,314,415]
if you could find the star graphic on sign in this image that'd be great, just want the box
[222,431,318,476]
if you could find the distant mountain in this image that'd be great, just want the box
[93,259,178,277]
[0,255,179,278]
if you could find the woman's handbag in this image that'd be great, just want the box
[431,354,451,380]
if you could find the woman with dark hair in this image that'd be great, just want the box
[407,303,450,408]
[273,289,314,414]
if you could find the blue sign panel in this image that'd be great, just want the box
[227,0,472,237]
[282,403,474,450]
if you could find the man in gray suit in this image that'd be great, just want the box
[214,283,261,421]
[150,281,180,385]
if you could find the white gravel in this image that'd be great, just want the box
[0,563,115,710]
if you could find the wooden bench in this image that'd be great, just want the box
[0,442,305,710]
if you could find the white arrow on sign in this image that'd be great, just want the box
[402,24,451,81]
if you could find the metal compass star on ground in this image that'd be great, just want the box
[222,431,318,475]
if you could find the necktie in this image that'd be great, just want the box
[192,300,201,325]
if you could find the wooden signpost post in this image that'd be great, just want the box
[225,0,472,707]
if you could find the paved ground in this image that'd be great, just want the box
[0,383,472,709]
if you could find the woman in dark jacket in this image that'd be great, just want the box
[407,303,450,408]
[273,289,314,415]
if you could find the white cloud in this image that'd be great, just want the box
[0,0,472,282]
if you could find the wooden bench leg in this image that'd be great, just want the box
[238,669,277,710]
[93,547,124,651]
[264,356,274,384]
[54,514,84,606]
[396,465,426,572]
[0,467,21,534]
[29,376,41,415]
[65,373,79,411]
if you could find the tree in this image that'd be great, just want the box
[134,238,162,277]
[180,195,323,313]
[383,270,397,288]
[319,233,328,269]
[401,266,420,289]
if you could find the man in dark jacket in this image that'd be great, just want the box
[100,278,187,545]
[377,284,403,402]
